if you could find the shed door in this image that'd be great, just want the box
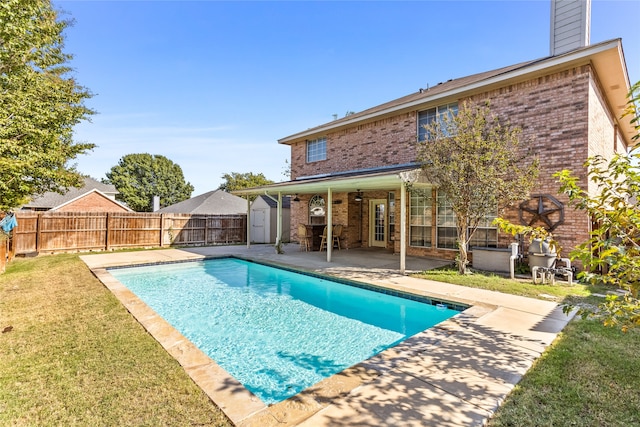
[252,209,267,243]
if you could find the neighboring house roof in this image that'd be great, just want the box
[22,177,119,210]
[156,189,247,214]
[254,195,291,209]
[278,39,634,148]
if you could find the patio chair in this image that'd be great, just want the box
[319,226,328,251]
[320,225,343,251]
[332,224,343,250]
[298,224,311,251]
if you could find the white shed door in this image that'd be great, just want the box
[252,209,268,243]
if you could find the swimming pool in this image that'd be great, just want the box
[109,257,462,404]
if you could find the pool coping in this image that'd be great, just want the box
[82,245,575,427]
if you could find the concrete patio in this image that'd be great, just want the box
[81,243,575,427]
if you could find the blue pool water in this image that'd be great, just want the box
[109,257,461,404]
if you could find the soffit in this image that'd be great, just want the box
[232,166,425,196]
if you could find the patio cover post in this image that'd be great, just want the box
[400,182,407,274]
[276,192,282,247]
[246,197,251,248]
[327,187,333,262]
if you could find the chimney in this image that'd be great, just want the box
[550,0,591,56]
[152,195,160,212]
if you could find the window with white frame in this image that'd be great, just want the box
[417,103,458,142]
[308,194,326,225]
[469,212,498,248]
[409,188,432,247]
[437,194,498,249]
[306,137,327,163]
[436,193,457,249]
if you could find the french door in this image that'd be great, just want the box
[369,199,386,247]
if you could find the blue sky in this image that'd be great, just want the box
[55,0,640,197]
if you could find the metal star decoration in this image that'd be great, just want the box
[519,194,565,231]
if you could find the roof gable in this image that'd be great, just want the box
[254,195,291,209]
[279,39,634,147]
[157,189,247,214]
[23,177,119,209]
[52,189,132,212]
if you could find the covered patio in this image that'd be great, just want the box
[232,163,429,273]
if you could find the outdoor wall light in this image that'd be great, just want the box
[354,190,363,202]
[292,194,300,202]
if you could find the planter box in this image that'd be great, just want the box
[472,246,515,273]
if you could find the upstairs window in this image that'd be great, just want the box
[418,103,458,142]
[306,137,327,163]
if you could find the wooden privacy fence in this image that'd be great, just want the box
[13,212,247,255]
[1,236,14,273]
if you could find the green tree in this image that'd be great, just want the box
[105,154,194,212]
[555,81,640,331]
[0,0,95,211]
[218,172,274,194]
[417,101,539,274]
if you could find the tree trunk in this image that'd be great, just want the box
[457,241,469,274]
[456,220,470,274]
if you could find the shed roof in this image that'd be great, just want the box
[156,189,247,214]
[255,195,291,209]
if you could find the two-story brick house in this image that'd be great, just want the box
[234,3,635,272]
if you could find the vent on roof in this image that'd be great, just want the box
[550,0,591,56]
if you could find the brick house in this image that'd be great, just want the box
[235,1,635,272]
[21,177,131,213]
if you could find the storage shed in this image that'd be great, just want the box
[250,195,290,244]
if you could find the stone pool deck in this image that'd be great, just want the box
[81,244,575,427]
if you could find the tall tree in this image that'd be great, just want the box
[218,172,274,193]
[0,0,95,211]
[105,154,194,212]
[417,101,539,274]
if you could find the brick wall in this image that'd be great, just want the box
[469,66,594,256]
[288,64,624,261]
[54,192,129,213]
[291,113,417,179]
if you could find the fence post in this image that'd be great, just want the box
[105,213,111,251]
[35,213,42,254]
[159,213,164,247]
[204,215,209,246]
[0,238,6,273]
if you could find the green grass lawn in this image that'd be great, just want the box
[0,254,232,427]
[417,265,640,427]
[414,265,608,305]
[2,254,638,426]
[488,320,640,427]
